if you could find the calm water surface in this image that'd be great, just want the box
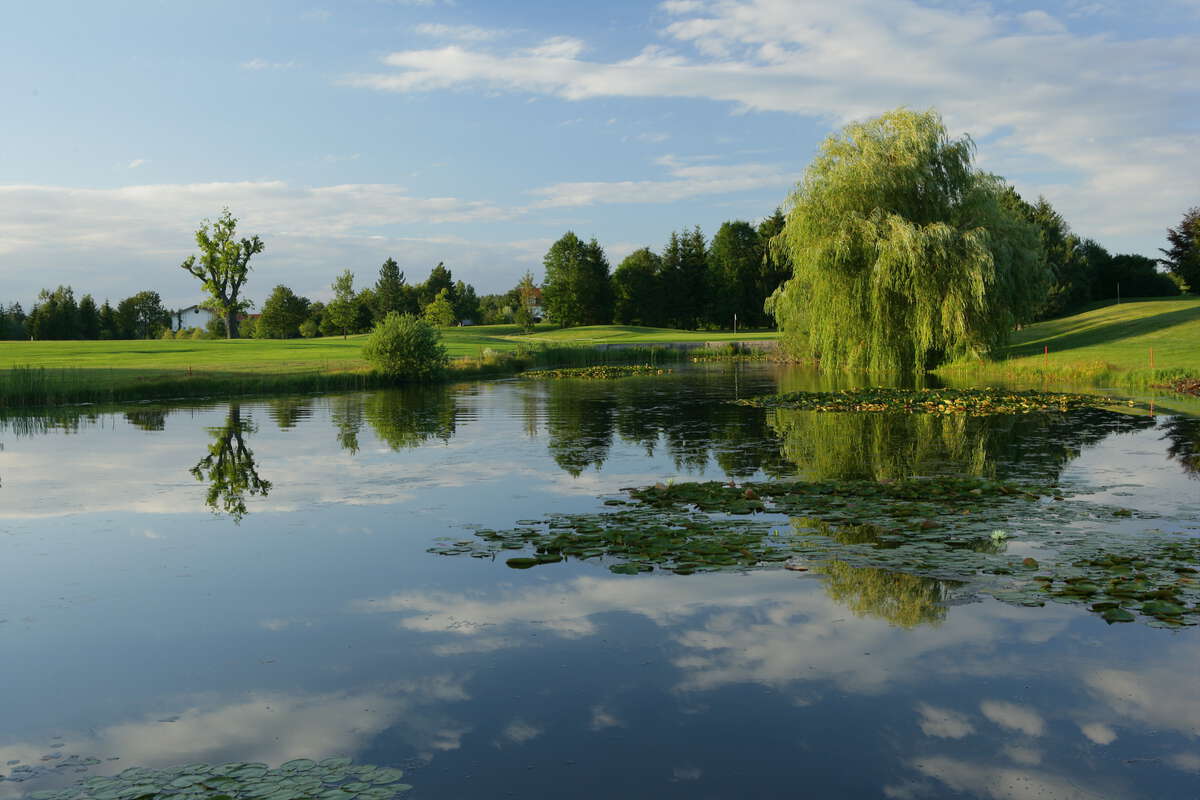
[2,365,1199,799]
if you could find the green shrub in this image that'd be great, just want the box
[362,313,449,380]
[299,318,320,338]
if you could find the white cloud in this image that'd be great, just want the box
[497,718,542,745]
[589,706,622,730]
[240,58,298,70]
[414,23,511,42]
[1078,721,1117,745]
[916,703,975,739]
[344,0,1200,250]
[980,700,1046,737]
[523,36,586,60]
[529,154,799,208]
[1016,10,1068,34]
[127,159,148,169]
[634,132,671,143]
[911,755,1120,800]
[0,680,468,799]
[1084,664,1200,738]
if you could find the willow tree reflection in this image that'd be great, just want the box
[1161,415,1200,479]
[363,386,459,451]
[190,405,272,521]
[770,407,1157,484]
[821,560,954,628]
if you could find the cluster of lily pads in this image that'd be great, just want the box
[735,388,1127,415]
[431,474,1200,628]
[520,365,673,380]
[13,759,411,800]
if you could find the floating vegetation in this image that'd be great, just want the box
[520,365,673,380]
[430,474,1200,629]
[8,758,412,800]
[735,388,1127,415]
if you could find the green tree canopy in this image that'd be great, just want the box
[705,220,763,328]
[27,286,80,340]
[418,262,456,309]
[768,108,1046,371]
[116,291,170,339]
[180,208,263,338]
[422,288,458,327]
[542,232,613,327]
[374,257,411,320]
[258,285,311,338]
[1161,206,1200,292]
[612,248,664,326]
[326,269,358,338]
[660,227,707,329]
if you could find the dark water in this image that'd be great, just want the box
[2,364,1199,799]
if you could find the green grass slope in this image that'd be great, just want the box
[942,297,1200,384]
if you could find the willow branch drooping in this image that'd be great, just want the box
[767,109,1046,371]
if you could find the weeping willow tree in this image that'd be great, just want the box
[767,109,1046,371]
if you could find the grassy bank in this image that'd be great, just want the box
[0,327,708,407]
[938,297,1200,388]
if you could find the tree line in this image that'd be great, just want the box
[0,288,174,341]
[535,214,792,330]
[248,260,482,339]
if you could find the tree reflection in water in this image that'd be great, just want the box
[770,406,1158,484]
[1161,415,1200,479]
[362,386,458,451]
[190,404,272,521]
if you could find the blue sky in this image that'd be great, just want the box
[2,0,1197,309]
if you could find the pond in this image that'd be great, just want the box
[2,364,1199,799]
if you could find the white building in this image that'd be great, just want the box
[174,305,216,331]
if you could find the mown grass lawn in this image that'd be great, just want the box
[0,323,778,405]
[1004,297,1200,371]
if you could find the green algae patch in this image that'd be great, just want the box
[13,759,412,800]
[520,365,673,379]
[430,473,1200,630]
[735,388,1128,415]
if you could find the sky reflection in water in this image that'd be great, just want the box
[1,365,1198,799]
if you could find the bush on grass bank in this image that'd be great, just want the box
[362,313,449,381]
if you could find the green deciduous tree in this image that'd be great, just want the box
[422,288,458,327]
[326,269,358,338]
[453,280,480,324]
[1161,207,1200,292]
[542,232,613,327]
[27,286,80,340]
[116,291,171,339]
[612,248,664,326]
[418,262,456,309]
[180,208,263,338]
[768,108,1046,371]
[706,221,763,328]
[258,285,311,338]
